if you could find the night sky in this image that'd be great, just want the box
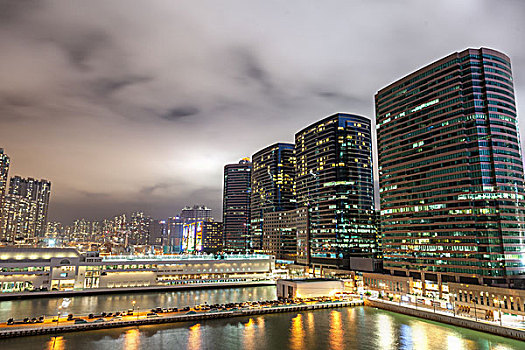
[1,0,524,224]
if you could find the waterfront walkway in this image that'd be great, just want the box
[0,299,363,339]
[366,298,525,342]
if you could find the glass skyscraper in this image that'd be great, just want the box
[295,113,377,269]
[222,159,252,253]
[250,142,296,252]
[376,48,525,285]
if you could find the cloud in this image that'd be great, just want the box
[0,0,524,224]
[160,106,200,121]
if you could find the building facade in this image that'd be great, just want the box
[181,205,213,223]
[250,143,296,251]
[376,48,525,286]
[263,207,307,261]
[0,248,275,293]
[295,113,377,269]
[0,149,9,198]
[8,176,51,237]
[223,159,252,253]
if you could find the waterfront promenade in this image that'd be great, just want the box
[366,298,525,341]
[0,299,363,339]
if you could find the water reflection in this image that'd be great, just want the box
[243,318,256,349]
[2,305,525,350]
[188,323,201,350]
[376,313,394,350]
[45,336,65,350]
[329,310,343,350]
[123,329,140,350]
[290,314,304,350]
[0,286,277,320]
[411,321,429,350]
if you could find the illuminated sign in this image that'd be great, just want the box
[187,223,196,252]
[195,221,203,252]
[182,224,190,251]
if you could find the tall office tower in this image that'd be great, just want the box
[181,205,212,223]
[8,176,51,237]
[0,149,9,197]
[376,48,525,286]
[295,113,377,269]
[250,143,296,251]
[223,158,252,253]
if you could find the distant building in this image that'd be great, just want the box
[0,194,38,244]
[295,113,377,269]
[128,212,152,246]
[376,48,525,286]
[202,221,223,253]
[181,220,223,253]
[0,149,10,238]
[168,216,184,253]
[181,205,212,223]
[0,149,9,197]
[223,159,252,253]
[250,143,296,251]
[8,176,51,237]
[149,219,169,247]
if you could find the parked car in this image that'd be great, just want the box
[74,319,88,324]
[67,314,74,321]
[93,318,105,323]
[147,313,159,318]
[7,318,14,325]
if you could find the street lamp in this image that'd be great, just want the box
[432,294,436,313]
[472,297,478,321]
[495,299,504,326]
[452,293,457,317]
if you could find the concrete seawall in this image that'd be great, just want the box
[0,300,363,339]
[365,299,525,342]
[0,280,276,301]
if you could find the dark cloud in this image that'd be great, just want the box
[0,0,523,224]
[161,106,200,121]
[91,75,152,96]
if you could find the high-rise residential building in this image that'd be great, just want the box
[0,194,38,244]
[376,48,525,286]
[295,113,377,269]
[0,149,9,197]
[8,176,51,237]
[181,205,212,223]
[223,158,252,253]
[0,149,10,238]
[128,212,152,246]
[250,143,296,251]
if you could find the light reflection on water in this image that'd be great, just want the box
[290,313,304,350]
[123,329,140,350]
[329,310,343,350]
[188,324,201,350]
[0,291,524,350]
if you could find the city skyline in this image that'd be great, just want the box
[1,1,525,224]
